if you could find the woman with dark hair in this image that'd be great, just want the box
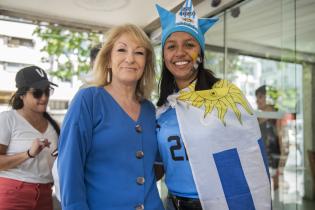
[157,50,219,107]
[155,1,271,210]
[0,66,59,210]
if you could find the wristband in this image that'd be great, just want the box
[27,149,35,158]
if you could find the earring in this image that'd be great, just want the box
[193,56,202,70]
[106,68,112,83]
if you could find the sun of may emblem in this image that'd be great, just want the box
[177,80,253,125]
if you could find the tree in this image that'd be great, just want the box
[33,25,102,81]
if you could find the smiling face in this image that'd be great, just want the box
[110,33,147,87]
[163,31,201,89]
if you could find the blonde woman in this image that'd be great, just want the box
[57,24,164,210]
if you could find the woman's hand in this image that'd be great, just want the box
[0,139,49,170]
[28,138,51,157]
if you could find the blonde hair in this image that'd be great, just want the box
[90,24,156,100]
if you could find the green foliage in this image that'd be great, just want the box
[263,84,297,112]
[151,45,162,104]
[266,86,280,103]
[279,88,297,112]
[33,25,102,81]
[204,50,224,77]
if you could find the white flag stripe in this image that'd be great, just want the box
[189,150,229,209]
[177,102,261,152]
[238,144,271,209]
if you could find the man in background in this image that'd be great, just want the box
[89,44,101,70]
[256,85,282,190]
[81,44,101,88]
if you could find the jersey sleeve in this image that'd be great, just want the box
[57,89,94,210]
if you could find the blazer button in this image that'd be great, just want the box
[136,151,144,159]
[135,124,142,133]
[136,177,145,185]
[135,204,144,210]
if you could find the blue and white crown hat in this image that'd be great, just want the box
[156,0,219,52]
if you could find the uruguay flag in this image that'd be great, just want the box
[161,80,271,210]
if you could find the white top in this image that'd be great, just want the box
[0,110,58,183]
[52,158,60,201]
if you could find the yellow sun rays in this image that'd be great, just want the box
[177,80,253,125]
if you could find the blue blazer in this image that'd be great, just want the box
[58,87,164,210]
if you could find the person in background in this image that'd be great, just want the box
[80,43,102,88]
[155,0,271,209]
[57,24,164,210]
[89,43,102,70]
[0,66,59,210]
[255,85,283,190]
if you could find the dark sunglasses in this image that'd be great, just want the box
[28,87,54,99]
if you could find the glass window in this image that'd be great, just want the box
[7,36,34,48]
[204,0,315,209]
